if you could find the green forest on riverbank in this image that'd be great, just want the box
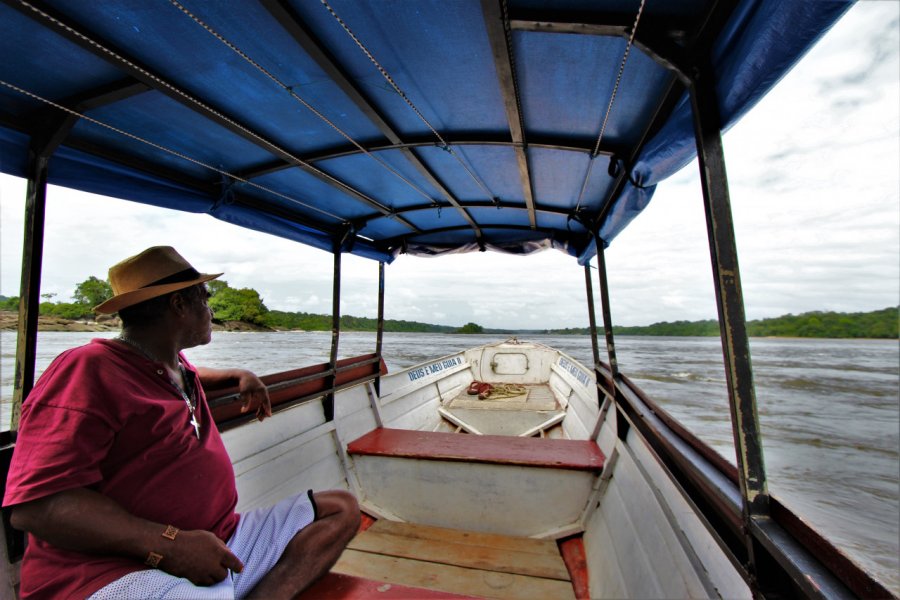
[0,277,896,338]
[548,306,898,339]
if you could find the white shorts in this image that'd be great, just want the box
[89,490,317,599]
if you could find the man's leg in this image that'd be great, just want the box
[246,490,360,599]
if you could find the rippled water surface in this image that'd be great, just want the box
[2,331,898,592]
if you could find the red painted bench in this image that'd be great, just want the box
[347,428,604,472]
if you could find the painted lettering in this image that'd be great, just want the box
[558,356,590,387]
[407,356,463,382]
[407,367,427,382]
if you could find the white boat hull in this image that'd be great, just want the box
[221,340,750,598]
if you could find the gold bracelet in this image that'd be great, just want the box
[145,525,178,568]
[162,525,179,541]
[145,551,163,568]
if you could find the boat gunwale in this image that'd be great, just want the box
[207,352,386,432]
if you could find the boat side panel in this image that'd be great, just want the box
[560,378,596,441]
[560,378,617,456]
[235,428,346,512]
[583,432,750,599]
[380,369,472,431]
[333,384,381,450]
[551,354,606,445]
[624,427,751,598]
[548,369,573,410]
[599,443,700,598]
[224,400,326,466]
[583,499,631,598]
[379,384,445,431]
[378,354,470,401]
[224,400,349,512]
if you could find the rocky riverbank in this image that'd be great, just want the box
[0,311,272,332]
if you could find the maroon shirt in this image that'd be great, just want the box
[3,339,239,599]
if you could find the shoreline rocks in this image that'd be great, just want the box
[0,311,273,333]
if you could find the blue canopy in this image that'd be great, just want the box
[0,0,852,264]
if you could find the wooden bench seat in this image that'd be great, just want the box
[331,519,576,599]
[347,428,604,472]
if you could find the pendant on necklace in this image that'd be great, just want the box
[176,365,200,439]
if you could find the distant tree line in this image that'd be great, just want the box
[1,277,896,338]
[546,307,899,339]
[0,276,113,320]
[0,277,462,333]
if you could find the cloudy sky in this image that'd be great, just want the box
[0,2,897,330]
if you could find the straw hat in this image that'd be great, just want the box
[93,246,222,314]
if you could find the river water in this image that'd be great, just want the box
[1,331,898,593]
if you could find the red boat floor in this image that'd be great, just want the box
[330,519,577,599]
[298,572,479,599]
[346,428,604,471]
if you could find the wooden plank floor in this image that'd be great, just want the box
[333,520,575,599]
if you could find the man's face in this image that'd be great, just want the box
[180,284,213,349]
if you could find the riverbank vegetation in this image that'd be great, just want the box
[1,277,896,338]
[547,307,898,339]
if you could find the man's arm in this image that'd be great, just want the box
[196,367,272,421]
[10,488,243,585]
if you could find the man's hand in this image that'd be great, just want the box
[10,489,243,586]
[160,529,244,586]
[197,367,272,422]
[236,370,272,421]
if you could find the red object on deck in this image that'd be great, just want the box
[297,572,480,599]
[347,428,604,472]
[358,512,377,534]
[559,535,591,599]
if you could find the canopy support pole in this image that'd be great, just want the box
[10,151,49,430]
[689,62,769,591]
[593,233,628,441]
[594,234,619,384]
[583,262,602,379]
[325,243,342,422]
[9,115,75,431]
[594,234,630,440]
[374,261,385,396]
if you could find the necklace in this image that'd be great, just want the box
[117,335,201,439]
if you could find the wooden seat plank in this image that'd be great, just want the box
[334,550,576,600]
[367,519,559,557]
[347,428,604,471]
[348,529,570,581]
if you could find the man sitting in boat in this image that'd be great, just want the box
[2,246,360,599]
